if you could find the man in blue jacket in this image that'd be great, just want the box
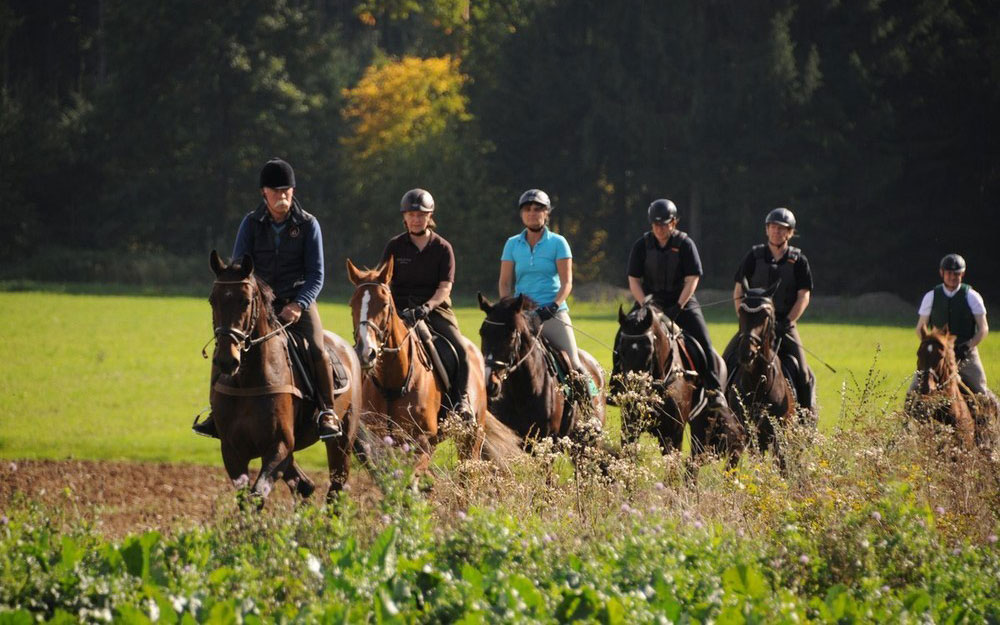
[194,158,341,439]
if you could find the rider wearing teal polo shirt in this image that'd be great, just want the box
[499,189,596,394]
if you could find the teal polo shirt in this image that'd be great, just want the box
[500,227,573,310]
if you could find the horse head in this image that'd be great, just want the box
[478,292,539,398]
[736,279,778,369]
[618,303,661,376]
[916,326,956,394]
[347,257,397,369]
[209,250,272,375]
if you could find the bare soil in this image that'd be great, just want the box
[0,459,371,539]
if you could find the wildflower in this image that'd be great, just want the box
[306,553,322,578]
[383,435,394,446]
[952,547,962,556]
[654,482,665,491]
[401,443,411,452]
[456,510,467,521]
[693,520,704,529]
[7,462,15,472]
[393,469,404,479]
[737,528,745,538]
[543,533,553,543]
[871,511,882,522]
[0,515,7,527]
[799,555,809,565]
[988,534,998,544]
[169,595,186,613]
[620,503,631,514]
[147,599,160,622]
[935,506,945,515]
[381,514,392,525]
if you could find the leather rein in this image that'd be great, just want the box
[205,277,301,399]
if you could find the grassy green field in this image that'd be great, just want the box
[1,291,996,467]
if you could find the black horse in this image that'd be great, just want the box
[724,279,796,460]
[617,302,744,466]
[477,293,606,449]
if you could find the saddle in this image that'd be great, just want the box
[285,329,350,403]
[412,320,461,394]
[653,313,702,380]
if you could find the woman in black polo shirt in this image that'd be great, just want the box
[380,188,473,422]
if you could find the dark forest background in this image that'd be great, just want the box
[2,0,998,304]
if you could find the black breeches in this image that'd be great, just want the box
[426,308,470,394]
[777,323,815,410]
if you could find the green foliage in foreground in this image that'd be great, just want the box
[2,416,1000,623]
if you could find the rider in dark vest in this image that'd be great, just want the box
[909,253,995,403]
[380,189,474,422]
[194,158,341,439]
[612,199,727,406]
[724,207,816,416]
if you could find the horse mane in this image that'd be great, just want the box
[492,295,541,335]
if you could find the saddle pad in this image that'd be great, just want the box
[430,334,460,391]
[539,336,572,383]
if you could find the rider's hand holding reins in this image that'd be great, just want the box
[279,302,303,324]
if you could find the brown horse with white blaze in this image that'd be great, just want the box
[208,251,361,505]
[347,258,521,475]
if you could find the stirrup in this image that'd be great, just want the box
[192,408,219,439]
[316,409,342,439]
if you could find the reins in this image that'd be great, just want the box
[202,278,292,358]
[352,281,424,398]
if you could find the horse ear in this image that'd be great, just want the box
[346,258,363,285]
[239,254,254,279]
[478,291,493,313]
[210,250,225,276]
[764,278,780,298]
[515,293,525,310]
[618,305,627,325]
[378,256,394,284]
[919,325,929,340]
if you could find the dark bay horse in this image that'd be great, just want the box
[347,259,521,476]
[617,303,744,465]
[725,280,795,459]
[208,251,361,505]
[477,293,606,449]
[909,327,976,449]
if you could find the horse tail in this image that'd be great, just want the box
[481,412,525,466]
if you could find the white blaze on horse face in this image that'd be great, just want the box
[927,344,934,354]
[359,289,373,353]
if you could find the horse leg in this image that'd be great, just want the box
[221,443,252,508]
[283,459,316,500]
[324,428,352,504]
[251,442,292,507]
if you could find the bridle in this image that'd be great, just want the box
[917,338,956,393]
[481,317,543,389]
[736,297,775,369]
[202,278,290,358]
[352,281,425,398]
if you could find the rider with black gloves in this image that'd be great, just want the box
[725,208,816,415]
[380,189,474,422]
[613,199,726,404]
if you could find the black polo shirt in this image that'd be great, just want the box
[626,231,703,305]
[380,231,456,308]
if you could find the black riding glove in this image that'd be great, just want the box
[954,342,971,361]
[536,302,560,322]
[413,303,431,320]
[665,303,682,319]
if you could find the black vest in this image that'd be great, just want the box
[642,231,687,300]
[929,283,977,343]
[749,244,801,317]
[246,201,314,301]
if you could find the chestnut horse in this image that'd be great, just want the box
[347,258,521,475]
[477,293,606,449]
[910,327,976,448]
[725,281,795,459]
[208,251,361,504]
[617,302,744,465]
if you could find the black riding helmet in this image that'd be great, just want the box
[940,253,966,272]
[765,207,796,229]
[518,189,552,210]
[648,199,678,224]
[400,188,435,212]
[259,158,295,189]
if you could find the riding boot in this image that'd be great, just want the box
[313,356,342,439]
[452,391,476,423]
[193,364,221,438]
